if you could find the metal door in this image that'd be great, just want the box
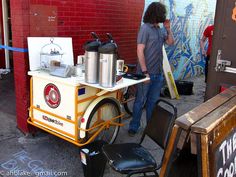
[205,0,236,99]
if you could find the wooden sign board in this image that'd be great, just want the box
[207,109,236,177]
[160,87,236,177]
[214,129,236,177]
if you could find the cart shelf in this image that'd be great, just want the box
[28,70,149,91]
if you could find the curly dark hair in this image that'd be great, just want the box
[143,2,167,24]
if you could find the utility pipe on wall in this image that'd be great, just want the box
[2,0,9,69]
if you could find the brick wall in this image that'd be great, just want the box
[29,0,144,63]
[11,0,144,133]
[10,0,31,133]
[59,1,144,62]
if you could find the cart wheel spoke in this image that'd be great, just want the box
[123,85,136,116]
[86,98,121,144]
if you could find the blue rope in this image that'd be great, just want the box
[0,45,28,52]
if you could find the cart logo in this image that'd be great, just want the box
[42,115,63,127]
[44,83,61,108]
[232,6,236,22]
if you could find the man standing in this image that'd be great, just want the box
[200,25,214,83]
[128,2,174,136]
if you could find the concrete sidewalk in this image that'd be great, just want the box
[0,73,206,177]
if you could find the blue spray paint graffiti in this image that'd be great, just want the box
[144,0,216,79]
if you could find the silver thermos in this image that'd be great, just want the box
[84,32,101,84]
[99,33,118,88]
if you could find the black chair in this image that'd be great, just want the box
[102,99,177,177]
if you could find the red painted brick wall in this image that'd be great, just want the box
[10,0,31,133]
[10,0,144,133]
[29,0,144,62]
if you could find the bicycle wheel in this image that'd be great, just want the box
[86,98,121,144]
[123,85,136,116]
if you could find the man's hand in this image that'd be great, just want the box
[200,36,207,57]
[202,49,207,57]
[144,73,150,84]
[163,19,171,30]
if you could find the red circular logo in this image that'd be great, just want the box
[44,84,61,108]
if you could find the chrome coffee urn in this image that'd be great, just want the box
[84,32,101,84]
[99,33,118,88]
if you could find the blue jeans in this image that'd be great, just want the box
[129,74,164,132]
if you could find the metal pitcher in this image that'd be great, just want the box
[84,32,101,84]
[99,33,118,88]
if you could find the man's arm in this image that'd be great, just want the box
[137,44,150,80]
[165,30,174,45]
[164,19,174,45]
[137,44,147,72]
[200,35,207,56]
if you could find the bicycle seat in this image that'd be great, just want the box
[125,64,136,69]
[123,73,146,80]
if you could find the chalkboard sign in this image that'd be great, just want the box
[214,128,236,177]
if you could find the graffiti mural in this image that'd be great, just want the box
[144,0,216,79]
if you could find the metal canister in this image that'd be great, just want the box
[99,33,118,88]
[85,51,99,83]
[84,32,101,84]
[99,53,117,87]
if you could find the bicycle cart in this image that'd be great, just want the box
[27,70,149,147]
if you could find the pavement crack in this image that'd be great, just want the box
[0,136,19,142]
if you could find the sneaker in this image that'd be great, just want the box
[128,129,136,137]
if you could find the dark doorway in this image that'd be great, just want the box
[0,0,15,117]
[206,0,236,99]
[0,72,15,115]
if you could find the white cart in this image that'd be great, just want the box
[27,71,149,146]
